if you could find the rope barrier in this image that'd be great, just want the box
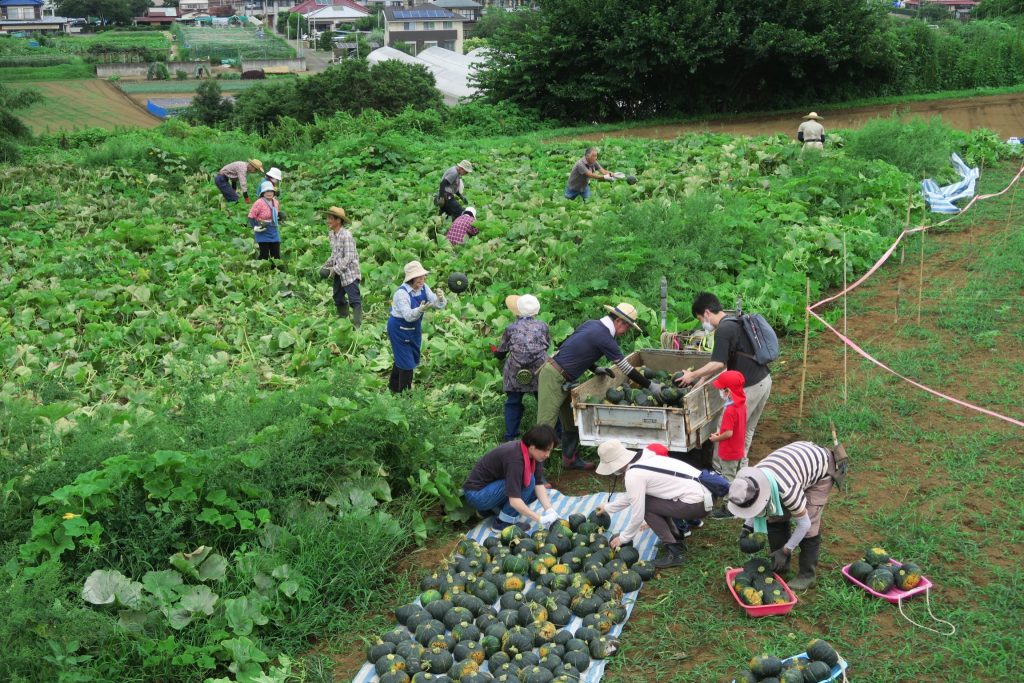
[896,587,957,636]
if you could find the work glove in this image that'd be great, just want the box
[739,526,753,541]
[319,267,331,279]
[560,381,578,393]
[593,367,614,378]
[243,195,251,204]
[540,509,559,527]
[770,547,791,574]
[648,381,663,395]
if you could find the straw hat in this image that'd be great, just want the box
[325,206,349,223]
[456,160,474,173]
[802,112,823,120]
[603,302,642,331]
[596,440,637,475]
[726,466,772,518]
[247,159,264,173]
[403,260,429,281]
[505,294,540,318]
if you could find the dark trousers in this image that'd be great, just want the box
[215,174,239,202]
[644,496,709,543]
[440,195,464,221]
[503,391,536,442]
[257,242,280,260]
[333,278,362,307]
[389,366,415,393]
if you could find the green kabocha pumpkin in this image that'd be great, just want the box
[866,567,895,593]
[421,647,454,674]
[614,545,640,566]
[804,660,833,682]
[894,562,923,590]
[806,639,839,667]
[500,524,525,545]
[749,655,783,678]
[739,534,766,554]
[780,669,805,683]
[520,665,554,683]
[502,627,535,655]
[443,606,475,630]
[451,622,481,643]
[395,641,424,661]
[588,635,620,659]
[734,672,759,683]
[848,560,874,582]
[453,640,485,665]
[567,513,588,532]
[517,600,548,625]
[563,648,591,672]
[612,570,642,593]
[368,639,396,663]
[538,653,563,672]
[864,546,889,567]
[587,509,612,530]
[448,659,479,681]
[453,593,485,617]
[411,673,443,683]
[382,627,411,645]
[573,626,600,643]
[375,653,407,676]
[632,561,657,581]
[547,604,573,627]
[742,557,772,576]
[461,673,493,683]
[378,672,411,683]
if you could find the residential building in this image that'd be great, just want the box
[304,4,369,36]
[429,0,480,24]
[382,3,464,54]
[0,0,71,33]
[901,0,977,19]
[179,0,210,13]
[134,6,178,25]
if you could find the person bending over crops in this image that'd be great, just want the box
[446,206,479,246]
[247,180,283,260]
[436,159,473,220]
[386,260,446,393]
[728,441,840,590]
[215,158,262,203]
[493,293,550,442]
[594,440,712,568]
[536,303,662,470]
[564,147,616,201]
[463,424,560,532]
[319,206,362,327]
[676,292,772,457]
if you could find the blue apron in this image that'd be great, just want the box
[253,197,280,243]
[388,286,429,370]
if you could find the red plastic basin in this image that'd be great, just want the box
[725,567,798,617]
[841,559,932,604]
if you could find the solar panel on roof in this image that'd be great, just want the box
[393,8,452,18]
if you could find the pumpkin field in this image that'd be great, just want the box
[1,108,1022,682]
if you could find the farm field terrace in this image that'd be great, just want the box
[0,114,1021,682]
[7,79,160,133]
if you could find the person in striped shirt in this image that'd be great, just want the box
[726,441,836,590]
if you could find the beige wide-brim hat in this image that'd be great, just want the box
[456,159,474,173]
[325,206,349,223]
[596,440,637,476]
[505,294,540,318]
[726,466,773,519]
[404,260,429,282]
[247,159,264,173]
[802,112,823,120]
[603,302,642,331]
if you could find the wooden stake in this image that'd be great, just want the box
[895,186,912,322]
[798,277,811,425]
[917,229,925,324]
[843,232,849,404]
[1007,177,1018,239]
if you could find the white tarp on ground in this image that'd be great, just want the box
[367,45,483,104]
[921,153,980,214]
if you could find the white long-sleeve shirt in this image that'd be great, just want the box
[604,453,709,543]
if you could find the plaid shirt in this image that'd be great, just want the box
[324,228,361,286]
[447,214,478,246]
[218,161,251,195]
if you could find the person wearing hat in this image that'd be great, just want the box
[215,159,263,203]
[463,424,560,532]
[264,167,283,188]
[319,206,362,326]
[564,147,617,201]
[387,260,447,393]
[437,160,473,221]
[493,294,551,442]
[247,180,282,260]
[797,112,825,152]
[535,303,662,470]
[675,293,772,458]
[446,206,479,247]
[593,440,712,568]
[728,441,836,590]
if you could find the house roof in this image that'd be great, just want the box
[0,0,44,6]
[304,5,367,20]
[431,0,481,8]
[382,4,463,21]
[287,0,366,15]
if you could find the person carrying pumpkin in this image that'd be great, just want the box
[535,302,662,470]
[386,260,446,393]
[463,424,560,532]
[593,440,713,568]
[493,294,550,442]
[728,441,839,590]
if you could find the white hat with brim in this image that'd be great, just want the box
[802,112,823,120]
[505,294,540,318]
[456,160,474,173]
[603,302,642,332]
[596,440,636,476]
[266,167,283,181]
[726,466,772,519]
[404,260,429,281]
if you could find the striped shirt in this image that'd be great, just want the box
[755,441,831,514]
[324,228,361,286]
[218,161,251,195]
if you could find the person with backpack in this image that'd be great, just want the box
[674,292,774,457]
[386,260,447,393]
[247,180,283,260]
[593,439,714,568]
[493,294,551,442]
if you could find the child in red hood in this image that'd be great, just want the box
[708,370,747,518]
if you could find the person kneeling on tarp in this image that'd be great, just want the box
[462,425,560,533]
[594,440,713,569]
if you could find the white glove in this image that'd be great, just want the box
[540,509,559,527]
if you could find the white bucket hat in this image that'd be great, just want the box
[505,294,540,318]
[596,440,637,476]
[726,466,773,518]
[266,167,283,181]
[802,112,822,120]
[464,206,476,217]
[603,302,642,332]
[456,160,474,173]
[403,260,429,282]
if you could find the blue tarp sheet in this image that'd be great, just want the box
[921,153,979,214]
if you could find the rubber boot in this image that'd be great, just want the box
[336,302,350,318]
[766,521,792,578]
[788,534,821,590]
[653,542,686,569]
[351,305,362,328]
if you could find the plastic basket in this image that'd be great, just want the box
[725,567,797,617]
[841,559,932,604]
[731,652,849,683]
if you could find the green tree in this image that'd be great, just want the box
[182,80,233,127]
[0,83,43,163]
[367,59,442,113]
[470,8,512,38]
[56,0,149,25]
[974,0,1024,17]
[229,80,301,133]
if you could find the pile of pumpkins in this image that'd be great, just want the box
[735,639,840,683]
[365,510,654,683]
[847,546,923,593]
[585,367,688,407]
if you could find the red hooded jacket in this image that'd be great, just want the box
[712,370,747,461]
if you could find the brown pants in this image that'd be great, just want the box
[644,496,709,543]
[768,477,832,536]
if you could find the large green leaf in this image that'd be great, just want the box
[81,569,144,609]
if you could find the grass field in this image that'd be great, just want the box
[173,25,295,61]
[0,60,94,82]
[11,79,159,133]
[116,79,290,94]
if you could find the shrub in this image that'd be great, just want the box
[845,115,954,179]
[241,69,266,80]
[146,62,169,80]
[175,69,187,80]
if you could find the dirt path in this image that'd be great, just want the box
[563,92,1024,141]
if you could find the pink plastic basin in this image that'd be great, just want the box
[725,567,798,617]
[841,559,932,604]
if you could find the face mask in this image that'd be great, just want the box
[720,390,731,402]
[702,319,714,333]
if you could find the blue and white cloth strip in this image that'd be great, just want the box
[352,489,660,683]
[921,152,979,214]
